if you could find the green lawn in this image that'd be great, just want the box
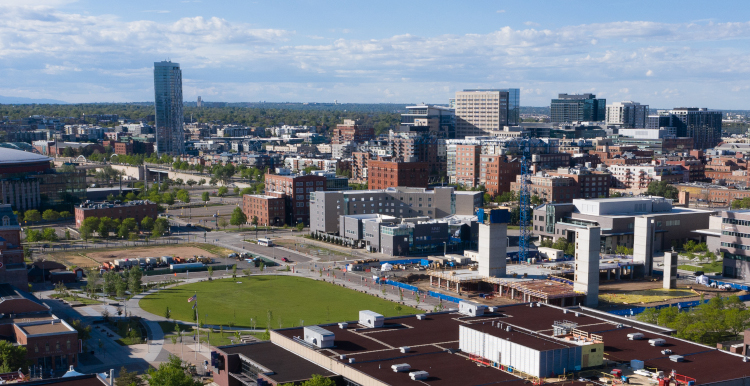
[678,261,723,273]
[140,276,420,328]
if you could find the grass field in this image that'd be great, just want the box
[678,261,723,273]
[140,276,420,328]
[600,288,696,304]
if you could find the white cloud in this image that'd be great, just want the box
[646,70,654,76]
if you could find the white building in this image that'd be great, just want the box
[606,101,648,128]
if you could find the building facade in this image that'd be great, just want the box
[367,160,429,190]
[400,104,456,139]
[332,119,374,145]
[550,94,606,123]
[454,89,520,138]
[74,200,158,228]
[0,205,27,289]
[242,195,286,227]
[264,172,326,226]
[154,61,185,155]
[606,101,648,128]
[668,108,722,150]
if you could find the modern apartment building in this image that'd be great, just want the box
[547,167,611,199]
[454,89,520,138]
[606,101,648,128]
[400,104,455,139]
[367,160,429,190]
[668,108,723,150]
[264,172,327,226]
[332,119,374,145]
[453,144,482,187]
[697,210,750,279]
[480,155,521,196]
[310,187,483,234]
[153,61,185,155]
[550,94,606,123]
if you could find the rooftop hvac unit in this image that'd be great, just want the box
[661,349,673,355]
[669,355,684,362]
[563,309,568,314]
[348,358,355,364]
[649,338,666,346]
[339,355,347,360]
[409,371,429,381]
[574,312,580,317]
[506,326,513,332]
[359,310,384,328]
[488,306,498,313]
[627,333,644,340]
[392,364,411,372]
[399,346,411,353]
[339,322,348,329]
[416,314,426,320]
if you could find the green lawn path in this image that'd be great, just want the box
[140,276,420,329]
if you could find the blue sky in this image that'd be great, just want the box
[1,0,749,108]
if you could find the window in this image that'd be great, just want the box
[56,341,60,350]
[296,182,303,186]
[34,344,38,353]
[1,216,8,226]
[45,342,49,352]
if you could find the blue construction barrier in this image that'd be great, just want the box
[383,259,431,266]
[428,291,463,304]
[383,280,419,292]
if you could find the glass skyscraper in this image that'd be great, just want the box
[153,61,185,155]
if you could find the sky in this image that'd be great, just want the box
[1,0,749,108]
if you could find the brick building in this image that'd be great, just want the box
[332,119,374,145]
[74,200,158,228]
[547,167,611,199]
[510,174,580,203]
[113,140,154,155]
[0,205,27,289]
[480,155,521,196]
[0,284,79,375]
[264,172,326,226]
[242,194,286,227]
[454,144,481,187]
[367,160,429,190]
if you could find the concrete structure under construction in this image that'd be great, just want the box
[633,217,655,276]
[663,251,678,289]
[573,226,600,308]
[477,209,508,277]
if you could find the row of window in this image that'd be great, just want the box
[723,231,750,238]
[723,218,750,226]
[722,242,750,250]
[35,340,72,353]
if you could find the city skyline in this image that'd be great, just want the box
[1,1,749,108]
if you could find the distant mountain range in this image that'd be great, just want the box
[0,95,67,104]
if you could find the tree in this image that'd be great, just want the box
[232,264,237,278]
[144,355,202,386]
[116,366,144,386]
[164,307,171,321]
[42,209,60,222]
[153,218,169,237]
[201,192,210,202]
[0,340,29,373]
[175,178,184,187]
[646,181,679,200]
[296,223,304,232]
[176,189,190,203]
[129,266,143,294]
[80,225,93,241]
[64,229,71,240]
[25,229,42,242]
[207,266,214,278]
[218,217,228,230]
[42,228,58,242]
[162,192,175,206]
[141,216,155,232]
[186,179,197,187]
[59,211,72,218]
[116,278,127,298]
[198,178,206,186]
[230,207,247,229]
[217,186,228,197]
[24,209,41,224]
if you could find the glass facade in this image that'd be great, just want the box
[154,61,185,155]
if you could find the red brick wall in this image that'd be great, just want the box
[75,203,158,228]
[368,160,429,190]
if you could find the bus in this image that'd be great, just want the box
[257,238,274,247]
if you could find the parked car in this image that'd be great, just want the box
[694,270,705,276]
[282,257,290,262]
[228,253,238,258]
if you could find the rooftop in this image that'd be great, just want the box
[0,147,51,165]
[218,341,335,384]
[19,320,75,336]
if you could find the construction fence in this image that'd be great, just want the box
[380,279,462,305]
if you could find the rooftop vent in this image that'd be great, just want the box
[416,314,426,320]
[649,338,666,347]
[661,349,673,355]
[338,322,348,329]
[627,333,644,341]
[409,371,429,381]
[348,358,355,364]
[506,326,513,332]
[669,355,684,362]
[392,364,411,372]
[574,312,580,317]
[399,346,411,353]
[339,355,347,360]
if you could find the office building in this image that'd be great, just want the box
[400,104,455,138]
[606,101,648,128]
[310,187,482,234]
[668,108,723,149]
[154,61,185,155]
[0,205,28,289]
[74,200,158,228]
[534,196,713,255]
[367,160,429,190]
[550,94,606,123]
[454,89,520,138]
[697,210,750,279]
[480,155,521,196]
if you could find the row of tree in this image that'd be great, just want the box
[20,209,72,224]
[78,216,169,241]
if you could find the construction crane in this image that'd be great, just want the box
[518,139,532,264]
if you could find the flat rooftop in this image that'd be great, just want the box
[268,304,750,385]
[20,321,74,336]
[218,341,334,384]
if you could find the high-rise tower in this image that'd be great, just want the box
[154,61,185,155]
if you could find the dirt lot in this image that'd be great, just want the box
[44,243,234,268]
